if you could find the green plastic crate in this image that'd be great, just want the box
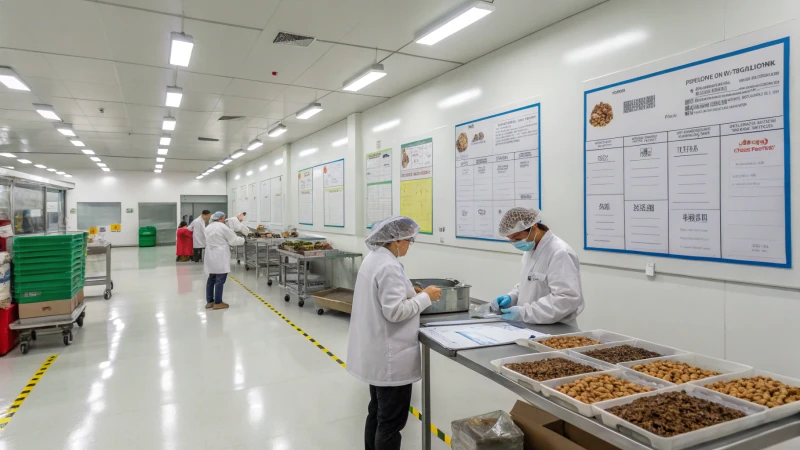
[12,233,85,249]
[14,265,84,283]
[14,260,83,277]
[14,285,83,303]
[14,271,83,293]
[13,245,85,262]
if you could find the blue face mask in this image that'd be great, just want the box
[511,228,537,252]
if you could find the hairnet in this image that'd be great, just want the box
[211,211,225,220]
[498,207,543,237]
[365,216,420,250]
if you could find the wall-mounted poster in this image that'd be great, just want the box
[298,168,313,225]
[323,159,345,227]
[399,138,433,234]
[366,148,392,227]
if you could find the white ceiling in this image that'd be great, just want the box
[0,0,604,176]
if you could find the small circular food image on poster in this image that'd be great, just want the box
[456,132,468,152]
[590,102,613,127]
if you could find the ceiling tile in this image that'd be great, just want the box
[44,98,86,117]
[179,92,221,111]
[264,0,375,42]
[176,72,232,94]
[0,50,57,79]
[100,3,181,67]
[0,92,42,111]
[186,0,282,29]
[88,116,129,128]
[182,20,262,78]
[25,77,72,98]
[223,79,286,101]
[125,104,168,121]
[256,101,307,120]
[213,96,267,115]
[174,110,212,130]
[75,100,128,119]
[43,54,119,85]
[238,33,333,84]
[0,110,42,122]
[60,115,94,126]
[100,0,183,15]
[292,45,389,92]
[116,62,174,106]
[275,86,331,104]
[64,81,125,103]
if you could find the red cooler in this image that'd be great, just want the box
[0,304,18,356]
[0,219,11,252]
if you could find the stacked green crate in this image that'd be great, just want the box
[12,233,87,303]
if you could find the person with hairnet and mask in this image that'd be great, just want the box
[492,207,584,327]
[203,212,244,310]
[347,216,442,450]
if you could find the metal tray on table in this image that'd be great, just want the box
[311,287,354,316]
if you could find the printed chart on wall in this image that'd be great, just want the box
[400,138,433,234]
[455,103,541,241]
[366,148,392,227]
[270,177,282,226]
[298,168,313,225]
[323,159,345,227]
[584,37,790,267]
[259,179,271,223]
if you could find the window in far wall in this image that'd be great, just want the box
[77,202,121,231]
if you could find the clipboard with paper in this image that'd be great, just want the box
[419,322,550,351]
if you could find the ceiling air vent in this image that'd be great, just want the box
[273,31,315,47]
[218,116,245,121]
[198,137,219,142]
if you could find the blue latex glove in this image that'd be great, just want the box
[501,306,521,321]
[491,294,512,312]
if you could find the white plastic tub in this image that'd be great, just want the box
[691,369,800,423]
[593,384,767,450]
[490,351,614,393]
[570,339,686,366]
[539,368,675,417]
[518,329,634,353]
[618,353,751,385]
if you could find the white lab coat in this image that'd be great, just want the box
[188,216,206,248]
[347,247,432,386]
[507,231,584,327]
[203,221,244,274]
[226,217,249,235]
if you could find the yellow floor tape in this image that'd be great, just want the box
[229,276,452,447]
[0,354,58,433]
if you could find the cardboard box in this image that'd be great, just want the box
[19,289,84,320]
[509,401,621,450]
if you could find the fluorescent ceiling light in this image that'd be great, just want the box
[64,174,72,178]
[332,137,348,147]
[160,135,171,146]
[259,164,268,172]
[342,64,386,92]
[70,139,85,147]
[196,175,203,179]
[207,168,216,173]
[18,159,31,164]
[56,171,65,175]
[235,175,240,180]
[296,103,323,120]
[2,166,13,170]
[90,157,101,162]
[102,168,111,172]
[155,170,162,174]
[274,158,284,166]
[213,164,223,169]
[47,168,57,172]
[372,119,400,133]
[165,86,183,107]
[437,88,482,109]
[81,149,95,155]
[169,32,194,67]
[222,159,232,165]
[34,164,46,169]
[0,153,15,158]
[162,116,176,131]
[97,163,107,167]
[34,104,61,121]
[231,150,245,159]
[203,171,211,175]
[156,157,165,163]
[246,171,253,176]
[416,2,494,46]
[158,148,169,155]
[247,139,263,151]
[155,164,163,169]
[299,148,317,157]
[564,30,648,64]
[0,66,31,91]
[268,123,287,137]
[56,124,76,136]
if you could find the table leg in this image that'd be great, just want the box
[421,342,431,450]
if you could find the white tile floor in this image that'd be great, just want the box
[0,246,797,449]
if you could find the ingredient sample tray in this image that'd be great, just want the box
[691,369,800,422]
[490,351,614,393]
[570,339,686,365]
[593,384,767,450]
[618,353,751,384]
[518,329,634,352]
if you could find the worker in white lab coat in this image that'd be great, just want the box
[347,216,441,450]
[188,210,211,262]
[225,212,251,236]
[203,212,244,310]
[491,207,584,327]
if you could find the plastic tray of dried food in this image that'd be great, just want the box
[539,368,675,418]
[569,339,686,366]
[618,353,751,384]
[690,369,800,423]
[593,384,767,450]
[516,329,634,353]
[490,351,615,393]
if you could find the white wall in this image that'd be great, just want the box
[227,0,800,376]
[227,146,290,230]
[67,170,227,246]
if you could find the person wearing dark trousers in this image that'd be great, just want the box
[189,210,211,262]
[365,384,413,450]
[202,212,244,310]
[205,273,227,307]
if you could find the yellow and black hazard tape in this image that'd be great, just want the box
[229,276,453,446]
[0,354,58,433]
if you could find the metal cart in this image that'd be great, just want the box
[278,249,362,308]
[85,242,113,299]
[10,303,86,354]
[244,237,284,285]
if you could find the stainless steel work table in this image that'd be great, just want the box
[418,312,800,450]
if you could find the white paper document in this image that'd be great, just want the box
[419,323,550,350]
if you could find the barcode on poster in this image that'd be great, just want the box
[623,95,656,113]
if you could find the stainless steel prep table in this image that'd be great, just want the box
[417,312,800,450]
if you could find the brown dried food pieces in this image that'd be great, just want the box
[590,102,613,127]
[606,391,746,437]
[630,360,720,384]
[472,131,484,142]
[539,335,602,350]
[581,345,663,364]
[401,150,410,168]
[456,133,468,152]
[504,358,599,381]
[556,374,652,404]
[704,376,800,408]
